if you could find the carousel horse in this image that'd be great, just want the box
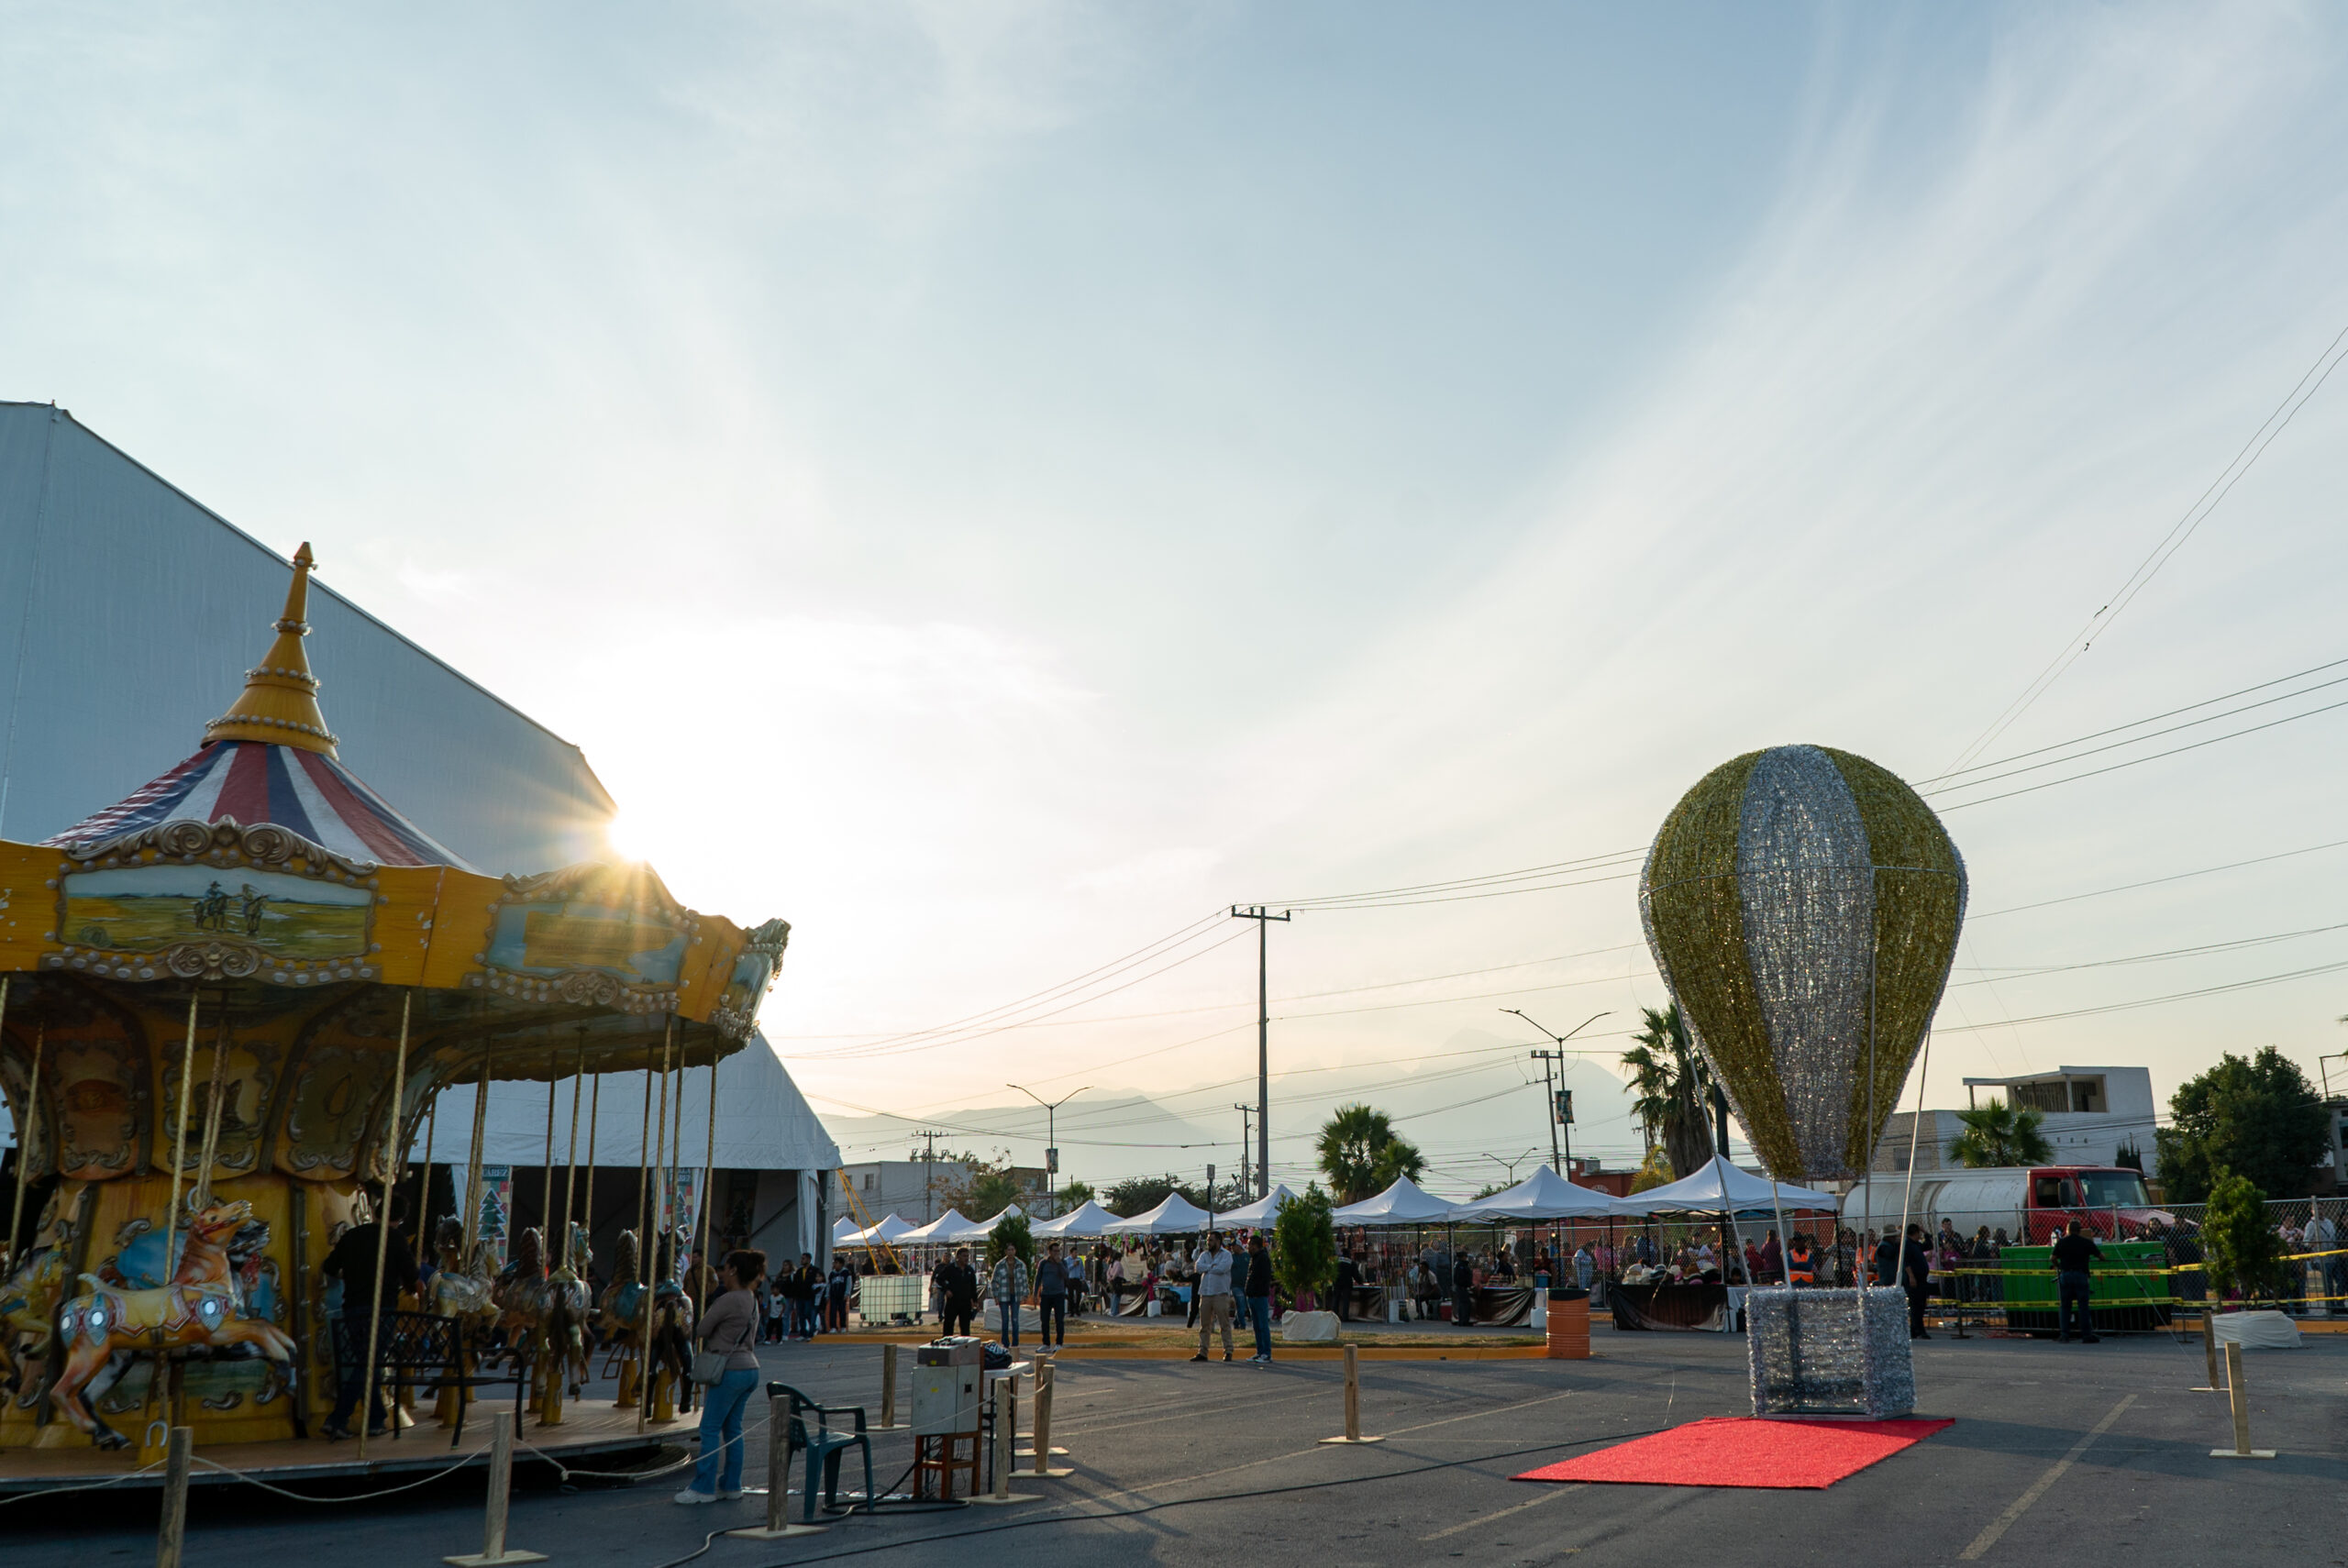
[642,1231,696,1420]
[493,1226,593,1421]
[545,1222,595,1408]
[0,1242,67,1407]
[492,1225,550,1379]
[50,1198,295,1448]
[596,1228,646,1398]
[425,1219,499,1426]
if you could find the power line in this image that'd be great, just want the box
[1933,955,2348,1032]
[1935,688,2348,811]
[1949,919,2348,984]
[1969,835,2348,919]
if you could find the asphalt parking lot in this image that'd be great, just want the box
[13,1323,2342,1568]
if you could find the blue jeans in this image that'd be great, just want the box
[691,1368,759,1495]
[1246,1295,1272,1358]
[996,1298,1020,1346]
[795,1298,819,1338]
[1037,1295,1066,1346]
[2057,1271,2095,1339]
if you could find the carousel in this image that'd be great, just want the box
[0,546,786,1483]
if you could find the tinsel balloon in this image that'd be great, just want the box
[1638,744,1966,1182]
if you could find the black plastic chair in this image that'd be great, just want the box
[765,1380,873,1521]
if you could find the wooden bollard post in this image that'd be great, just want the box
[728,1393,825,1539]
[967,1372,1035,1505]
[2210,1341,2276,1459]
[2196,1311,2221,1390]
[444,1411,548,1565]
[1023,1360,1072,1477]
[156,1427,192,1568]
[1318,1344,1384,1445]
[878,1343,902,1430]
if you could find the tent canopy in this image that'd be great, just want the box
[897,1208,973,1245]
[840,1214,915,1247]
[1035,1198,1116,1239]
[947,1205,1024,1243]
[833,1216,860,1242]
[1332,1175,1456,1226]
[1102,1192,1213,1235]
[1212,1185,1294,1229]
[1608,1155,1842,1217]
[1447,1165,1621,1221]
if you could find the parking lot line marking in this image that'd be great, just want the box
[1422,1483,1583,1540]
[1958,1395,2135,1562]
[1384,1389,1578,1437]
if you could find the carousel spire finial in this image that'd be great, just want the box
[204,541,340,757]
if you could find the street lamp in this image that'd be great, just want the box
[1008,1084,1091,1218]
[1502,1010,1611,1174]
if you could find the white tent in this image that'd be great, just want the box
[841,1213,915,1247]
[833,1216,861,1242]
[897,1209,973,1246]
[1034,1198,1116,1239]
[1333,1175,1457,1226]
[1213,1185,1294,1229]
[1606,1155,1841,1217]
[948,1205,1024,1243]
[1446,1165,1622,1221]
[1102,1192,1213,1235]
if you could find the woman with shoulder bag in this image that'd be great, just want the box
[676,1250,766,1505]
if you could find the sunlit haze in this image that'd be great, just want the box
[7,4,2347,1195]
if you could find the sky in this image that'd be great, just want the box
[6,3,2348,1196]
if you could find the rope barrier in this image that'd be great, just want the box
[0,1459,166,1507]
[191,1448,480,1503]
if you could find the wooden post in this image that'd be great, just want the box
[1023,1359,1072,1476]
[966,1372,1034,1504]
[726,1393,824,1540]
[2199,1311,2221,1390]
[156,1427,191,1568]
[2210,1340,2276,1459]
[878,1343,900,1430]
[443,1411,548,1564]
[1318,1343,1384,1444]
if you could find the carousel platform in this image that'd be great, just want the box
[0,1403,687,1496]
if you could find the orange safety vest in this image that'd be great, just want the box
[1786,1245,1816,1285]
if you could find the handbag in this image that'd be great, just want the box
[691,1298,751,1385]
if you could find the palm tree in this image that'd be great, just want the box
[1620,1004,1716,1178]
[1948,1099,2053,1167]
[1316,1104,1425,1205]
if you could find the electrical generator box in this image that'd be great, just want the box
[912,1337,983,1435]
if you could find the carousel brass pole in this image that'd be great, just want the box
[415,1092,438,1238]
[161,989,202,1288]
[6,1010,38,1272]
[696,1048,717,1275]
[357,989,413,1463]
[560,1033,585,1246]
[582,1072,600,1248]
[670,1038,687,1288]
[540,1075,558,1249]
[627,1055,652,1418]
[194,1009,232,1209]
[637,1017,672,1435]
[462,1048,491,1258]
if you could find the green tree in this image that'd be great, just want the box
[952,1168,1027,1220]
[2112,1140,2144,1173]
[1620,1004,1715,1177]
[1947,1099,2054,1168]
[1053,1179,1096,1213]
[1627,1145,1674,1194]
[1272,1183,1338,1304]
[2200,1170,2287,1306]
[1101,1174,1209,1217]
[985,1209,1036,1270]
[2153,1048,2327,1201]
[1316,1103,1424,1204]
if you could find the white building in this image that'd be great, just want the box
[839,1160,975,1228]
[1875,1066,2159,1175]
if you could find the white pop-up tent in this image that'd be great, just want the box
[1446,1165,1622,1221]
[1607,1155,1840,1217]
[898,1209,974,1247]
[1332,1175,1457,1226]
[1212,1185,1294,1229]
[1102,1192,1213,1235]
[1035,1198,1117,1239]
[948,1205,1024,1244]
[833,1216,862,1242]
[842,1213,915,1247]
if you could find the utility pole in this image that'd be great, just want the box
[1503,1010,1611,1175]
[1008,1084,1091,1218]
[916,1129,940,1224]
[1233,1104,1255,1198]
[1231,905,1291,1205]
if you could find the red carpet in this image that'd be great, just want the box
[1514,1417,1954,1489]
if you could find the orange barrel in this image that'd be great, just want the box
[1545,1291,1590,1359]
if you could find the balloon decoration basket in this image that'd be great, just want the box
[1745,1286,1913,1419]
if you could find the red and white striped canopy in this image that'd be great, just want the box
[46,740,472,869]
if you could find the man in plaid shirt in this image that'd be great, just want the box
[990,1247,1030,1349]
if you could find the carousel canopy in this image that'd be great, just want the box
[1445,1165,1621,1222]
[1210,1184,1293,1228]
[1033,1198,1116,1238]
[1607,1154,1843,1218]
[1332,1174,1457,1226]
[1101,1191,1213,1235]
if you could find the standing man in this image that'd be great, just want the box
[1189,1231,1235,1363]
[320,1196,420,1441]
[825,1254,852,1331]
[1878,1223,1933,1340]
[1450,1250,1476,1329]
[1332,1249,1358,1324]
[940,1246,978,1338]
[989,1242,1029,1351]
[1243,1232,1275,1364]
[2051,1219,2104,1344]
[1035,1241,1070,1354]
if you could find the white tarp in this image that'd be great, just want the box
[1445,1165,1622,1221]
[1102,1192,1213,1235]
[1608,1155,1842,1217]
[1332,1174,1457,1226]
[1034,1198,1117,1239]
[2212,1309,2301,1350]
[417,1032,838,1174]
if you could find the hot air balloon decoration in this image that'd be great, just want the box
[1639,744,1966,1185]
